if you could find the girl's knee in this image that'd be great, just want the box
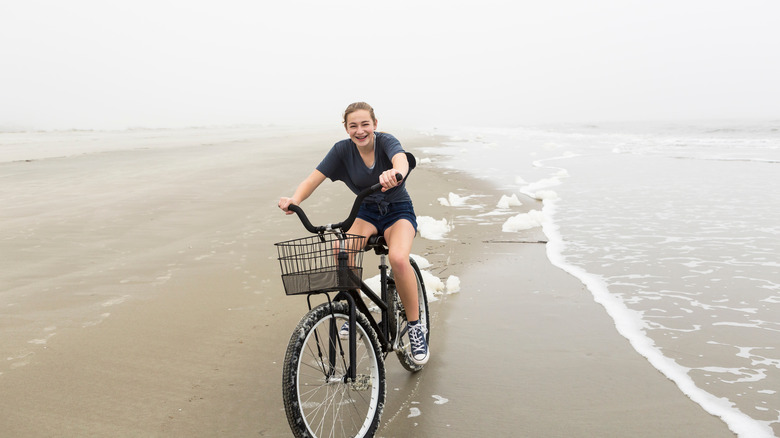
[389,253,411,273]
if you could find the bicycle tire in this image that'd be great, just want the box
[282,301,386,438]
[389,258,431,372]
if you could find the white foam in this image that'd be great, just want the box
[28,334,56,345]
[438,193,465,207]
[477,210,512,217]
[411,254,448,301]
[445,275,461,293]
[432,395,449,404]
[522,177,560,192]
[697,366,768,384]
[439,192,483,209]
[497,194,522,209]
[366,268,443,306]
[410,254,432,269]
[101,295,130,307]
[420,270,445,302]
[364,274,382,298]
[534,190,559,201]
[521,176,562,199]
[502,210,545,232]
[417,216,451,240]
[82,313,111,328]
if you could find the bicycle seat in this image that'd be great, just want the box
[365,235,388,255]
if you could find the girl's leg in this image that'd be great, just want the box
[347,218,378,249]
[383,219,419,321]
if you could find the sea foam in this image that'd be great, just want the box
[417,216,451,240]
[497,194,522,209]
[438,192,470,207]
[502,210,545,232]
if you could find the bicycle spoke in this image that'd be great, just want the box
[339,388,361,436]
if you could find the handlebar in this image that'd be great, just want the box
[288,173,403,234]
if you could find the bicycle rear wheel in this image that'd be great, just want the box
[390,257,431,372]
[282,301,386,438]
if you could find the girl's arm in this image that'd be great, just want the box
[278,170,327,214]
[379,152,409,191]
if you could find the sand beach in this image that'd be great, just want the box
[0,127,735,437]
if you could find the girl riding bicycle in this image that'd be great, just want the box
[278,102,429,365]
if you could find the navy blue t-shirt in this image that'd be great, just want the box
[316,132,411,204]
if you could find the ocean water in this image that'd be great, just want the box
[422,121,780,437]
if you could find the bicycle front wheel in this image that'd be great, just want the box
[282,301,386,438]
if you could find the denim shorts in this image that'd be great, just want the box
[357,201,418,235]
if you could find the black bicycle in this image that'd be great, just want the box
[275,173,430,438]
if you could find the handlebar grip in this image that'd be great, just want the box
[288,204,324,233]
[339,172,404,232]
[365,173,403,193]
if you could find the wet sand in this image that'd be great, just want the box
[0,127,735,436]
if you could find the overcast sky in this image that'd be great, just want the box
[2,0,779,130]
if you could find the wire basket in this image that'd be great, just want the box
[275,233,364,295]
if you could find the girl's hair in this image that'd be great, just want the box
[342,102,376,126]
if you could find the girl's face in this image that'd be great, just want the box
[345,109,377,148]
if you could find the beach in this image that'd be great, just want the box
[0,127,736,437]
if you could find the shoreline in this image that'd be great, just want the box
[379,135,735,437]
[0,127,735,436]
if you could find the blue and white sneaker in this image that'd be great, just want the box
[408,321,429,365]
[339,322,350,340]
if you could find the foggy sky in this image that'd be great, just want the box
[2,0,779,130]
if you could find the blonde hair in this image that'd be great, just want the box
[342,102,376,126]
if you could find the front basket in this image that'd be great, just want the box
[275,233,364,295]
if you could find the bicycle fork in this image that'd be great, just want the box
[327,252,393,383]
[336,250,357,382]
[378,254,391,350]
[340,292,358,382]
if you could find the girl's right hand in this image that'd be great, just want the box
[278,197,296,215]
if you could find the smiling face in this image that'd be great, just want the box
[345,109,377,148]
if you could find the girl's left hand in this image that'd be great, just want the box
[379,169,402,192]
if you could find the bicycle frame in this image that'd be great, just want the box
[303,244,393,382]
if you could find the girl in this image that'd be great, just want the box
[278,102,428,365]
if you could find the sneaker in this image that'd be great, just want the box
[408,322,429,365]
[341,320,382,340]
